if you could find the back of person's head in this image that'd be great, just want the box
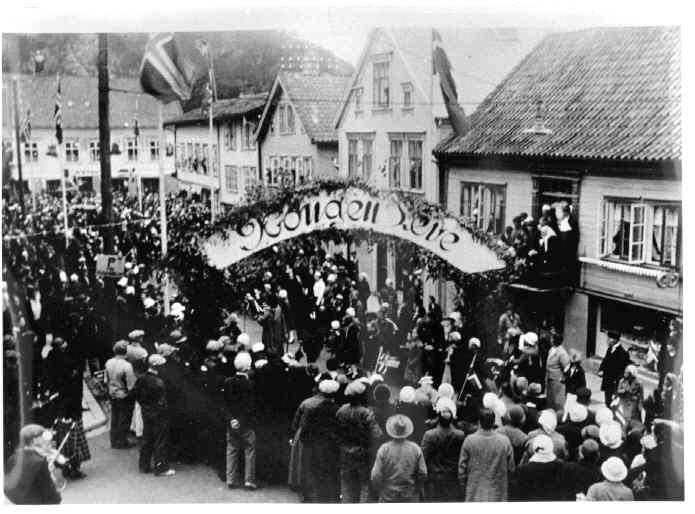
[479,408,495,430]
[579,438,600,463]
[19,424,47,447]
[373,383,391,404]
[113,340,128,356]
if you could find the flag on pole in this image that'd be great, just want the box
[20,108,31,143]
[195,39,217,102]
[54,75,63,144]
[139,33,195,104]
[432,29,469,136]
[133,118,140,138]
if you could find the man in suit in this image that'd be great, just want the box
[598,331,632,406]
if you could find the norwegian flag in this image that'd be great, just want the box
[54,75,63,144]
[140,33,195,104]
[432,29,469,136]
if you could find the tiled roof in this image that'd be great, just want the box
[279,72,350,143]
[2,74,181,130]
[164,94,267,126]
[435,26,681,162]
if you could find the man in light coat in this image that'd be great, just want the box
[458,408,515,501]
[545,332,570,411]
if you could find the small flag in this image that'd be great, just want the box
[432,29,469,136]
[139,33,195,104]
[21,109,31,143]
[54,74,63,144]
[194,39,209,58]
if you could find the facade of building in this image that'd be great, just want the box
[434,27,681,375]
[254,72,350,187]
[2,75,179,194]
[165,94,266,207]
[333,27,547,291]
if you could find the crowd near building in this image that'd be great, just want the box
[2,24,683,504]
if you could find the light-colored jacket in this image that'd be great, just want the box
[458,428,515,501]
[546,345,570,381]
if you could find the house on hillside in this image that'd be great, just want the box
[254,72,350,187]
[2,74,179,195]
[333,27,547,291]
[434,26,681,374]
[165,94,266,208]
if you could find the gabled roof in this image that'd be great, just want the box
[436,26,681,162]
[334,27,548,127]
[255,72,350,144]
[164,94,267,127]
[2,74,181,130]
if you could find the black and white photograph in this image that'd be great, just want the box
[1,0,687,505]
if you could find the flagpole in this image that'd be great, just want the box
[11,77,26,215]
[158,102,170,315]
[59,142,68,247]
[209,81,216,222]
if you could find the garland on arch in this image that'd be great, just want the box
[164,177,523,340]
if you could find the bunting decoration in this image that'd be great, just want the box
[140,33,195,104]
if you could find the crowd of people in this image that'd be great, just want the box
[2,187,684,504]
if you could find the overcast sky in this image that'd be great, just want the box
[3,1,684,66]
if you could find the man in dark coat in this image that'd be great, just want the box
[223,351,257,489]
[598,331,632,406]
[135,354,174,476]
[510,434,570,501]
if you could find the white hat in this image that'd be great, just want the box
[435,397,457,418]
[345,380,367,397]
[345,307,356,318]
[569,403,588,423]
[237,333,250,346]
[131,265,140,274]
[418,375,434,386]
[467,336,480,347]
[521,332,539,347]
[493,399,507,418]
[399,386,416,403]
[206,339,223,352]
[318,379,340,395]
[640,433,657,450]
[599,421,623,449]
[251,342,265,353]
[448,311,462,321]
[234,351,252,371]
[254,359,268,369]
[278,289,288,299]
[125,262,133,270]
[117,276,128,287]
[601,457,628,482]
[70,273,79,282]
[437,383,455,400]
[157,343,176,357]
[482,392,498,409]
[530,434,556,463]
[125,286,135,295]
[595,406,614,426]
[369,374,384,385]
[625,364,638,377]
[327,273,337,283]
[147,354,166,367]
[538,409,558,433]
[330,320,341,330]
[143,297,156,309]
[171,302,186,313]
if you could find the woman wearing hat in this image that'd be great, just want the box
[510,434,569,501]
[585,457,634,501]
[616,365,644,422]
[371,414,428,502]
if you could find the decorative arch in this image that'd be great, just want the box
[201,180,506,275]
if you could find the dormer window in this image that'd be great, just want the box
[402,82,413,109]
[373,61,390,108]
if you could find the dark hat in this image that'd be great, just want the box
[507,404,526,426]
[385,414,414,439]
[373,383,391,403]
[576,387,592,405]
[581,424,600,442]
[607,330,621,340]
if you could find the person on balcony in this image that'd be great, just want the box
[555,204,579,274]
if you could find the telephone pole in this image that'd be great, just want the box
[98,33,114,254]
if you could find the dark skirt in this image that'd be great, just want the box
[55,418,90,464]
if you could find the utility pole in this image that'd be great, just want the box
[11,78,25,215]
[98,33,114,255]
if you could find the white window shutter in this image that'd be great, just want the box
[628,203,646,264]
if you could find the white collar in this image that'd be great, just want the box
[559,218,572,232]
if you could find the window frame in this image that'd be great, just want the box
[65,140,80,162]
[149,137,159,161]
[402,82,414,109]
[407,138,423,190]
[388,138,403,188]
[460,181,507,235]
[372,60,390,108]
[353,87,364,113]
[89,140,100,162]
[225,164,239,193]
[23,141,39,162]
[126,137,139,162]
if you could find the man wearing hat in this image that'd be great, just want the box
[223,352,257,490]
[598,330,632,406]
[514,332,544,387]
[135,354,174,476]
[371,414,428,502]
[104,340,137,449]
[421,398,465,501]
[586,457,634,500]
[497,303,522,353]
[545,332,570,411]
[335,380,383,502]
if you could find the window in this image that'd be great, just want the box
[211,144,218,177]
[286,105,295,134]
[278,105,286,133]
[126,138,138,161]
[600,199,682,268]
[89,140,100,162]
[24,142,38,162]
[408,139,423,190]
[402,83,413,109]
[373,61,390,108]
[361,139,373,178]
[243,166,257,192]
[348,138,359,177]
[290,157,297,184]
[193,143,201,172]
[225,122,237,151]
[271,157,280,185]
[460,182,507,234]
[202,144,209,174]
[389,139,402,188]
[187,142,194,170]
[303,157,312,183]
[65,140,79,162]
[353,87,363,113]
[149,138,159,161]
[225,165,239,193]
[242,120,256,150]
